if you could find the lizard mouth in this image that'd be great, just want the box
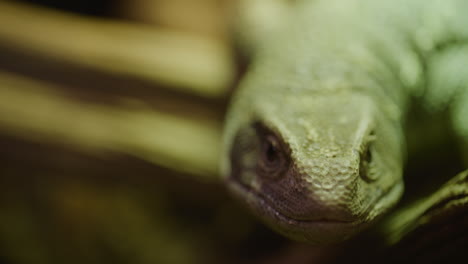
[227,179,364,243]
[228,178,359,226]
[253,190,357,227]
[227,176,402,243]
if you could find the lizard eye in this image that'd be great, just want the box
[257,132,288,178]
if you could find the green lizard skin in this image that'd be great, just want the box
[222,0,468,244]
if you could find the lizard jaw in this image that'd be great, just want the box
[227,178,361,244]
[227,177,403,244]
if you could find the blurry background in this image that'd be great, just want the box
[0,0,300,263]
[0,1,464,264]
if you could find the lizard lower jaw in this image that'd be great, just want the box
[227,179,364,243]
[227,178,402,244]
[255,191,357,226]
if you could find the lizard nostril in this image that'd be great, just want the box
[359,146,373,181]
[359,131,377,182]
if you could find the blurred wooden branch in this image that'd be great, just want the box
[0,71,221,179]
[117,0,230,39]
[0,0,235,98]
[0,0,240,180]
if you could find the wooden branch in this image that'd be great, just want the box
[0,72,222,179]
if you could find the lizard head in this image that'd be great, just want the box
[222,91,405,244]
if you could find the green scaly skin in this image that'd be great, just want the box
[222,0,468,244]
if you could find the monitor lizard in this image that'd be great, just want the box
[222,0,468,245]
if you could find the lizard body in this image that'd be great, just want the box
[222,0,468,244]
